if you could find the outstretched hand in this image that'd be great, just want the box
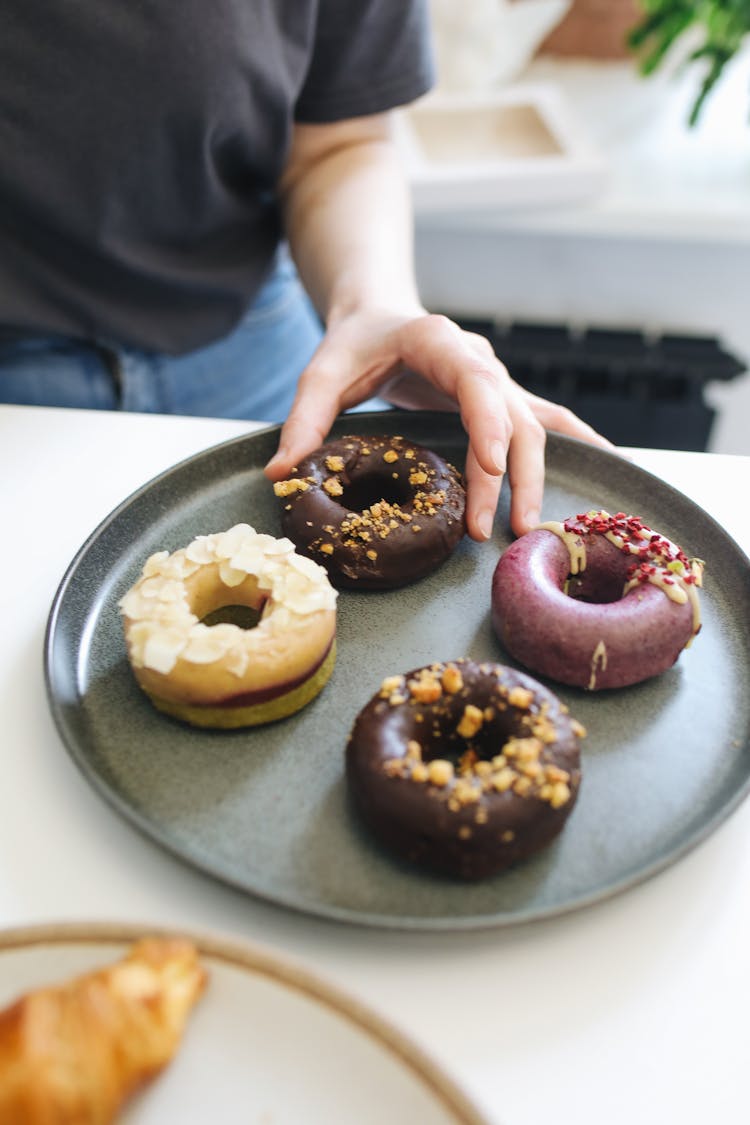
[264,310,616,540]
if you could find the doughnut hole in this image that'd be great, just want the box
[184,564,269,626]
[338,471,412,513]
[564,535,634,604]
[394,682,527,774]
[565,568,625,604]
[420,711,520,771]
[202,604,264,629]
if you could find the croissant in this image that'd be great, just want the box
[0,936,207,1124]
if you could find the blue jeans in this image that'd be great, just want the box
[0,249,324,423]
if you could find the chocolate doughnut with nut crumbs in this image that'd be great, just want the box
[346,659,584,880]
[273,435,466,589]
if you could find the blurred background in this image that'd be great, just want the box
[398,0,750,453]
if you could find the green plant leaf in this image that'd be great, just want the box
[627,0,750,124]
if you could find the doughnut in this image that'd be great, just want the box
[273,434,466,589]
[346,659,584,880]
[119,523,337,727]
[491,509,704,691]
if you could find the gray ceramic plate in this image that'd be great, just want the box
[45,412,750,930]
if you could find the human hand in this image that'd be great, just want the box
[264,310,617,540]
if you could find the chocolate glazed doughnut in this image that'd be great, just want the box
[346,660,585,880]
[491,510,704,690]
[273,435,466,589]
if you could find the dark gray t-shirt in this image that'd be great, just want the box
[0,1,433,353]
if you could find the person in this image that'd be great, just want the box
[0,0,613,539]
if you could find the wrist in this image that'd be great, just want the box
[326,287,426,329]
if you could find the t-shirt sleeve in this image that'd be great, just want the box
[294,0,435,122]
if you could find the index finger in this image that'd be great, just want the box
[263,354,344,480]
[396,316,511,483]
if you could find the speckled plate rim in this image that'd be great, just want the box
[43,413,750,931]
[0,919,490,1125]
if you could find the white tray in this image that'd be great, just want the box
[395,83,608,213]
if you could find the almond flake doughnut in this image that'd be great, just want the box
[119,524,337,728]
[491,509,704,691]
[346,659,585,880]
[273,434,466,589]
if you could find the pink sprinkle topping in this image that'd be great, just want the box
[563,509,700,597]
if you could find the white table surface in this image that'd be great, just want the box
[2,403,749,1125]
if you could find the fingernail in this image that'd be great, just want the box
[524,508,540,529]
[490,440,506,474]
[477,509,494,540]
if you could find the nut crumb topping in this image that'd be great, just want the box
[408,671,443,704]
[441,665,464,694]
[453,779,481,805]
[530,715,558,743]
[273,478,310,497]
[325,455,345,472]
[456,704,484,739]
[427,759,454,787]
[380,675,404,697]
[492,768,516,792]
[372,660,582,811]
[507,686,534,709]
[323,477,343,497]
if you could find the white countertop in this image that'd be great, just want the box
[2,404,749,1125]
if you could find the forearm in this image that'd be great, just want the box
[279,115,425,326]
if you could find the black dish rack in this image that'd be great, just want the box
[448,318,745,451]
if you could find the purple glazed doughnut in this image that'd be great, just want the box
[346,659,585,880]
[491,510,704,691]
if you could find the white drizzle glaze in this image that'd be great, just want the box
[537,521,586,574]
[588,640,607,691]
[538,512,703,640]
